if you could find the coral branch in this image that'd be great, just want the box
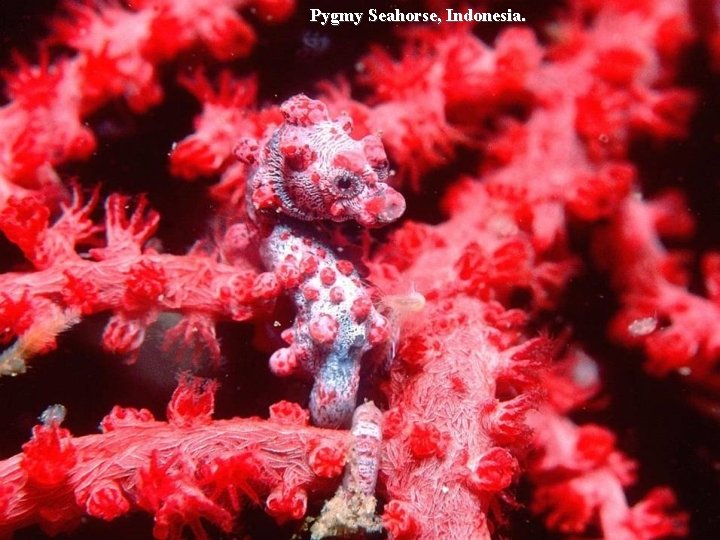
[0,376,349,539]
[594,193,720,376]
[0,0,295,212]
[529,408,688,540]
[0,192,264,369]
[366,163,577,537]
[527,353,688,539]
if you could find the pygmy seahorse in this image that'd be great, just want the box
[235,94,405,427]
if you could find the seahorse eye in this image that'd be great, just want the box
[333,173,361,197]
[337,176,353,189]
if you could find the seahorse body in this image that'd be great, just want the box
[236,95,405,427]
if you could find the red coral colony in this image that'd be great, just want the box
[1,0,719,538]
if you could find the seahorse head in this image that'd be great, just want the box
[237,94,405,227]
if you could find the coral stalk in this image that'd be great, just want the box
[0,191,263,369]
[0,377,350,539]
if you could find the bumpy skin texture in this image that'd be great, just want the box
[236,95,405,427]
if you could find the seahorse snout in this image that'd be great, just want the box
[360,186,406,226]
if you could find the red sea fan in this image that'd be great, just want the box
[1,0,719,539]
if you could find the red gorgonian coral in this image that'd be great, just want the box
[0,0,718,539]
